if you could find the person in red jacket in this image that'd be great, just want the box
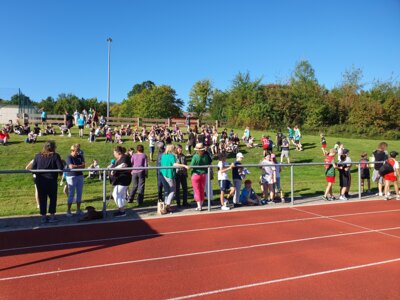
[384,151,400,201]
[0,128,10,145]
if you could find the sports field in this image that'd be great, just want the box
[0,128,399,217]
[1,200,400,299]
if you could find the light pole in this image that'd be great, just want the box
[106,37,112,119]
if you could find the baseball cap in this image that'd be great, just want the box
[390,151,398,158]
[236,152,244,158]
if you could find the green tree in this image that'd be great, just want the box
[127,81,155,98]
[209,89,228,121]
[119,85,183,118]
[188,79,213,122]
[37,96,55,114]
[53,93,82,114]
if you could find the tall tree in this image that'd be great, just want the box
[127,81,155,98]
[188,79,213,122]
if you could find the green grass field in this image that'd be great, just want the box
[0,127,399,217]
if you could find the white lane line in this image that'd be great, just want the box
[2,208,400,253]
[1,226,400,282]
[292,207,400,240]
[167,257,400,300]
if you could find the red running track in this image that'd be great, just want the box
[0,200,400,299]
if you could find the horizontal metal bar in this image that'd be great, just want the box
[0,161,393,174]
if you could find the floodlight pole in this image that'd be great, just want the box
[106,37,112,119]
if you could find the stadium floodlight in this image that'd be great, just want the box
[106,37,112,119]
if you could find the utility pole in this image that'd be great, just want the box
[106,37,112,119]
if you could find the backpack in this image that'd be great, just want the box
[378,160,394,177]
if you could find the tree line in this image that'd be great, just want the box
[1,60,399,138]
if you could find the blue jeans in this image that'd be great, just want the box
[66,175,84,204]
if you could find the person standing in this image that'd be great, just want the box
[294,125,303,151]
[372,142,388,197]
[31,140,64,223]
[156,142,166,201]
[110,146,132,217]
[232,152,244,207]
[280,136,290,164]
[322,149,337,201]
[77,114,85,138]
[160,144,189,213]
[191,143,212,211]
[65,111,74,136]
[41,109,47,127]
[175,145,189,207]
[337,149,351,200]
[128,144,148,205]
[383,151,400,201]
[287,126,294,145]
[65,144,85,216]
[186,128,196,154]
[276,129,283,152]
[185,113,191,131]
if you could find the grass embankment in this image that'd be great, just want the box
[0,127,399,217]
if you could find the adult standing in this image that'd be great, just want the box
[175,145,188,207]
[156,142,165,201]
[372,142,388,197]
[280,136,290,164]
[65,144,85,216]
[128,144,148,205]
[41,109,47,127]
[185,113,191,131]
[160,144,189,213]
[186,128,196,154]
[232,152,244,206]
[65,111,74,135]
[190,143,212,211]
[110,146,132,217]
[31,140,64,223]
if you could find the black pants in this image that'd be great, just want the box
[128,172,146,204]
[157,173,163,201]
[36,179,58,216]
[175,174,188,205]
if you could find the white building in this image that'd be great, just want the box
[0,105,19,125]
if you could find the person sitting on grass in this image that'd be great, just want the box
[322,149,337,201]
[87,159,101,180]
[217,153,236,211]
[105,128,113,143]
[115,129,123,144]
[45,124,56,135]
[59,125,71,137]
[26,130,38,143]
[33,123,41,136]
[383,151,400,201]
[240,180,262,206]
[0,128,10,145]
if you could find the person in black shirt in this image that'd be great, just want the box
[175,145,188,207]
[32,140,64,223]
[276,129,283,152]
[65,111,74,130]
[372,142,388,196]
[111,146,132,217]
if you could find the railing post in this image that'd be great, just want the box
[358,163,361,200]
[102,170,107,218]
[290,164,294,206]
[207,167,211,212]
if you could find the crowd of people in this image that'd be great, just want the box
[2,110,399,223]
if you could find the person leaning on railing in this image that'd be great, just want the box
[31,140,64,224]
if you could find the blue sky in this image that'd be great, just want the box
[1,0,399,107]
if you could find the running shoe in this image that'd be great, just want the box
[48,216,59,223]
[66,211,73,217]
[221,205,230,211]
[321,195,329,201]
[113,211,127,218]
[339,195,348,201]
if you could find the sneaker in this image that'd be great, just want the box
[113,211,127,218]
[260,199,268,205]
[321,195,329,201]
[221,205,230,211]
[48,216,59,223]
[281,198,286,203]
[40,216,48,224]
[376,192,383,197]
[339,195,348,201]
[396,195,400,201]
[76,210,84,216]
[66,211,73,217]
[385,194,391,201]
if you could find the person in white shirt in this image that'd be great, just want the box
[217,153,235,210]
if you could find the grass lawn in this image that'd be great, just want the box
[0,127,399,217]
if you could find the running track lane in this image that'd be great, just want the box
[0,201,399,299]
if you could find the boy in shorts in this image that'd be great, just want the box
[217,153,235,210]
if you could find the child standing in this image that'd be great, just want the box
[89,128,96,143]
[320,133,327,155]
[217,153,235,211]
[360,152,371,193]
[261,135,270,157]
[322,149,337,201]
[383,151,400,201]
[148,131,156,161]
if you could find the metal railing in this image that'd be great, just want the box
[0,160,395,218]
